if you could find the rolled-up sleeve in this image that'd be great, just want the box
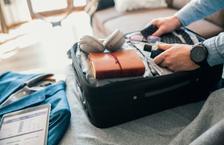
[203,33,224,66]
[175,0,224,26]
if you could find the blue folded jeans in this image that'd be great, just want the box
[0,72,71,145]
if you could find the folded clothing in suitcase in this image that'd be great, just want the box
[0,72,71,145]
[68,27,223,128]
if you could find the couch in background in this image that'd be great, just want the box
[88,0,224,38]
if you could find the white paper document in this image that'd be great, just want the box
[0,104,50,145]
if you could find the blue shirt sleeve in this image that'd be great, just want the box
[203,32,224,66]
[175,0,224,26]
[174,0,224,66]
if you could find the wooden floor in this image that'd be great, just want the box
[0,11,92,75]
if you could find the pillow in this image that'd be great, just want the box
[115,0,167,12]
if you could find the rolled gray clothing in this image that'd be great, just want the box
[169,88,224,145]
[190,119,224,145]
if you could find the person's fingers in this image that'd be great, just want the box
[153,52,166,65]
[150,19,158,25]
[160,61,167,68]
[157,43,173,51]
[152,27,164,37]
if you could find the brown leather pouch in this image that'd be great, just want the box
[88,50,145,79]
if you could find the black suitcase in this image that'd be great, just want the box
[68,28,223,128]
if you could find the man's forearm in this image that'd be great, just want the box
[203,32,224,66]
[175,0,224,26]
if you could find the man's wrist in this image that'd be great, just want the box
[174,12,189,27]
[171,16,182,28]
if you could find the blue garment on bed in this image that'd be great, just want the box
[0,71,71,145]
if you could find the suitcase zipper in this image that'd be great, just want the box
[144,80,193,98]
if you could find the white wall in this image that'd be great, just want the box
[0,0,31,26]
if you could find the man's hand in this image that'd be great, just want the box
[153,43,199,72]
[151,16,181,36]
